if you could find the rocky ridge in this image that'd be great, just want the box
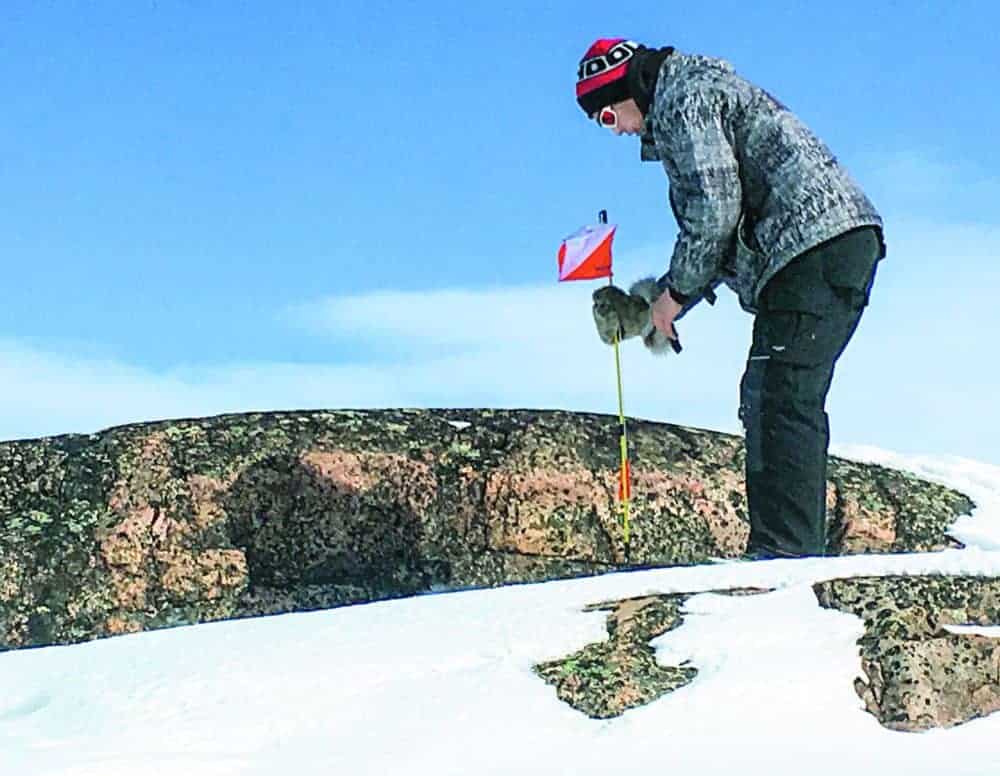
[0,408,972,650]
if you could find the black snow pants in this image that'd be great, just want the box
[739,226,884,557]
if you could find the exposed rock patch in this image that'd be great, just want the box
[538,577,1000,731]
[535,588,770,718]
[815,576,1000,731]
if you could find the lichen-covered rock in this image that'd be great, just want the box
[534,595,697,718]
[0,409,974,650]
[815,576,1000,731]
[824,461,970,554]
[534,587,770,718]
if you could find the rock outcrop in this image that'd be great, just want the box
[534,588,769,718]
[815,575,1000,731]
[535,594,698,718]
[0,408,973,650]
[537,577,1000,732]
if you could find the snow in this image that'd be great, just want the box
[943,624,1000,637]
[832,443,1000,551]
[3,447,1000,775]
[446,420,472,430]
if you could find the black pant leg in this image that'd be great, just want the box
[739,228,881,557]
[742,333,841,555]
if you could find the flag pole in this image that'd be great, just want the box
[599,210,631,556]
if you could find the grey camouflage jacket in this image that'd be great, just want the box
[641,52,883,314]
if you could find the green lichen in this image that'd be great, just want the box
[534,595,697,718]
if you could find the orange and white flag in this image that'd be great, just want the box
[557,222,616,281]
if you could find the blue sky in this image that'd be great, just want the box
[1,1,998,465]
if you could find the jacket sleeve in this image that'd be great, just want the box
[651,274,722,323]
[655,91,743,299]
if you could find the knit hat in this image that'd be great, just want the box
[576,39,639,117]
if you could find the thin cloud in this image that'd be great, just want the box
[284,284,593,349]
[860,148,1000,221]
[1,152,997,463]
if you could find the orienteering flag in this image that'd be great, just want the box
[557,222,616,281]
[618,459,631,502]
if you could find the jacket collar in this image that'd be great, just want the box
[637,53,737,162]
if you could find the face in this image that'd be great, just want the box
[594,98,645,137]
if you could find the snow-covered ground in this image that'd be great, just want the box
[2,447,1000,776]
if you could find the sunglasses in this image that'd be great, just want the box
[594,105,618,129]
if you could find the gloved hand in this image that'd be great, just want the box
[591,285,651,345]
[592,278,682,355]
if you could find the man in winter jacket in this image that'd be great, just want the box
[578,39,885,559]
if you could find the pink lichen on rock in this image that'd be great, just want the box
[484,463,614,559]
[160,549,248,602]
[300,449,438,514]
[632,468,748,556]
[838,496,897,553]
[100,433,248,617]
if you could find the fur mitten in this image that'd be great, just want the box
[591,278,676,354]
[628,277,676,355]
[591,285,650,345]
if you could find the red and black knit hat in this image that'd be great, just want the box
[576,39,640,116]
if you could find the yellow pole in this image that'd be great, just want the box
[613,331,630,547]
[599,209,630,553]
